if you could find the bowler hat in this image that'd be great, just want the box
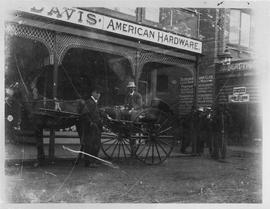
[127,81,136,88]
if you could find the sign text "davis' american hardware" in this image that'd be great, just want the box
[17,6,202,53]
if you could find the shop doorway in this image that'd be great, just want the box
[139,62,193,115]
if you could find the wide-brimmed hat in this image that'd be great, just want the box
[127,81,136,88]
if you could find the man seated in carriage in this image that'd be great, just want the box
[123,81,143,121]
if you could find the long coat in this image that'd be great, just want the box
[78,97,102,163]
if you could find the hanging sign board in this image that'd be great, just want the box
[219,61,253,73]
[14,6,202,54]
[228,94,250,103]
[233,87,246,95]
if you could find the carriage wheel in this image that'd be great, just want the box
[133,108,177,165]
[101,133,132,160]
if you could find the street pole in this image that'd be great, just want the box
[49,32,59,161]
[191,54,200,154]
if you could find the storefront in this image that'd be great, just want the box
[215,59,262,144]
[5,6,203,118]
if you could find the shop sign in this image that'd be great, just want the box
[179,75,213,108]
[14,6,202,54]
[233,87,246,95]
[219,61,253,73]
[228,94,250,103]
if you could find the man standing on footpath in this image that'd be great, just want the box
[78,85,103,167]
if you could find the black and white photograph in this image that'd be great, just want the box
[2,0,269,206]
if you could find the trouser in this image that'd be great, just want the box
[211,131,221,159]
[197,131,210,154]
[180,130,190,153]
[80,117,101,164]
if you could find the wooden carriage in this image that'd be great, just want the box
[100,100,179,165]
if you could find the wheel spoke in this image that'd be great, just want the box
[154,143,162,162]
[136,142,147,156]
[158,138,171,146]
[151,143,154,164]
[121,141,127,158]
[159,126,173,135]
[102,138,116,144]
[117,141,121,159]
[122,138,131,152]
[143,144,151,161]
[104,138,117,152]
[156,140,169,156]
[110,141,119,158]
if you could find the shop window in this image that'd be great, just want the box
[160,8,198,38]
[157,74,168,92]
[229,9,251,48]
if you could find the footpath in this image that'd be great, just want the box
[4,141,262,161]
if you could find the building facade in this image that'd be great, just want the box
[213,8,261,144]
[5,6,261,144]
[5,6,203,120]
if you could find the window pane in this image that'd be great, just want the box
[240,12,251,47]
[160,8,172,27]
[160,9,198,38]
[229,10,241,44]
[172,9,198,37]
[145,8,160,22]
[107,7,136,16]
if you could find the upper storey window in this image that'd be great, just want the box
[107,7,136,16]
[229,9,251,48]
[159,8,199,38]
[144,8,160,22]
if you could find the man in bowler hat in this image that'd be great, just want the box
[78,85,103,167]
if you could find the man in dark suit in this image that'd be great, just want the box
[78,86,103,167]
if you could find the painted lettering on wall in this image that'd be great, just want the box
[18,6,202,53]
[219,61,253,72]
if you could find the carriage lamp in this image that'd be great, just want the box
[217,47,232,65]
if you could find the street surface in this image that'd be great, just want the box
[4,145,261,203]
